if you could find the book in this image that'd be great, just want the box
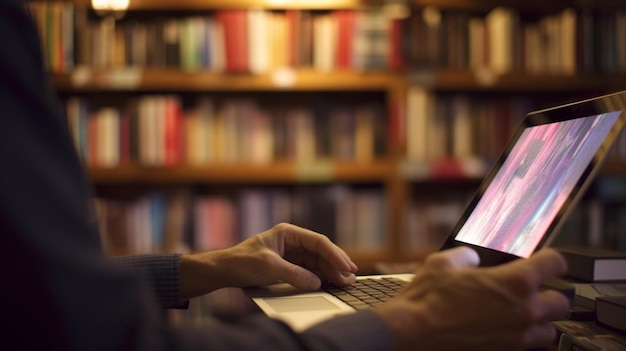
[554,320,626,351]
[573,283,626,310]
[485,7,516,74]
[596,296,626,333]
[553,320,612,338]
[556,246,626,282]
[558,332,626,351]
[335,10,354,70]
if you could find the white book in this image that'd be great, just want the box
[138,97,158,166]
[406,86,433,162]
[313,14,337,72]
[468,17,486,69]
[486,7,515,74]
[248,10,270,74]
[560,8,577,75]
[97,107,120,167]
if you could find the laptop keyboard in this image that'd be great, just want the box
[322,277,406,310]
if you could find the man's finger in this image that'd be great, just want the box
[282,224,357,273]
[318,257,357,287]
[533,289,571,322]
[496,249,568,288]
[422,246,480,271]
[274,260,322,290]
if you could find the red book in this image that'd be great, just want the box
[335,11,354,70]
[388,18,404,70]
[164,96,182,166]
[218,10,249,72]
[286,10,300,67]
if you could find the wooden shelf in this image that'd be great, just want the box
[51,68,626,94]
[410,69,626,93]
[51,68,404,92]
[88,160,395,184]
[412,0,571,12]
[54,0,386,10]
[45,0,626,11]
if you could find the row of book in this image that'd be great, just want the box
[67,90,626,171]
[26,2,626,75]
[25,3,403,73]
[94,185,387,256]
[65,96,386,167]
[405,7,626,75]
[549,246,626,350]
[405,88,532,163]
[405,89,626,167]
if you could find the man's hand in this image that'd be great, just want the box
[375,247,570,351]
[180,223,357,298]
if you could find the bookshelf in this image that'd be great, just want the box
[29,0,626,279]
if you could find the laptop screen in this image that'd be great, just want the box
[455,111,622,258]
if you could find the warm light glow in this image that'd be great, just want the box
[91,0,130,11]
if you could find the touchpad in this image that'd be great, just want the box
[263,296,341,313]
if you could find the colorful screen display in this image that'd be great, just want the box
[455,111,622,257]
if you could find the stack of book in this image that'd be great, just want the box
[552,246,626,350]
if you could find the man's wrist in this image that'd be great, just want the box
[180,250,229,298]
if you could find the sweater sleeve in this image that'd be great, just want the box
[111,254,189,309]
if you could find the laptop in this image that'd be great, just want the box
[246,90,626,331]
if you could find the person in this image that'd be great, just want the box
[1,0,570,350]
